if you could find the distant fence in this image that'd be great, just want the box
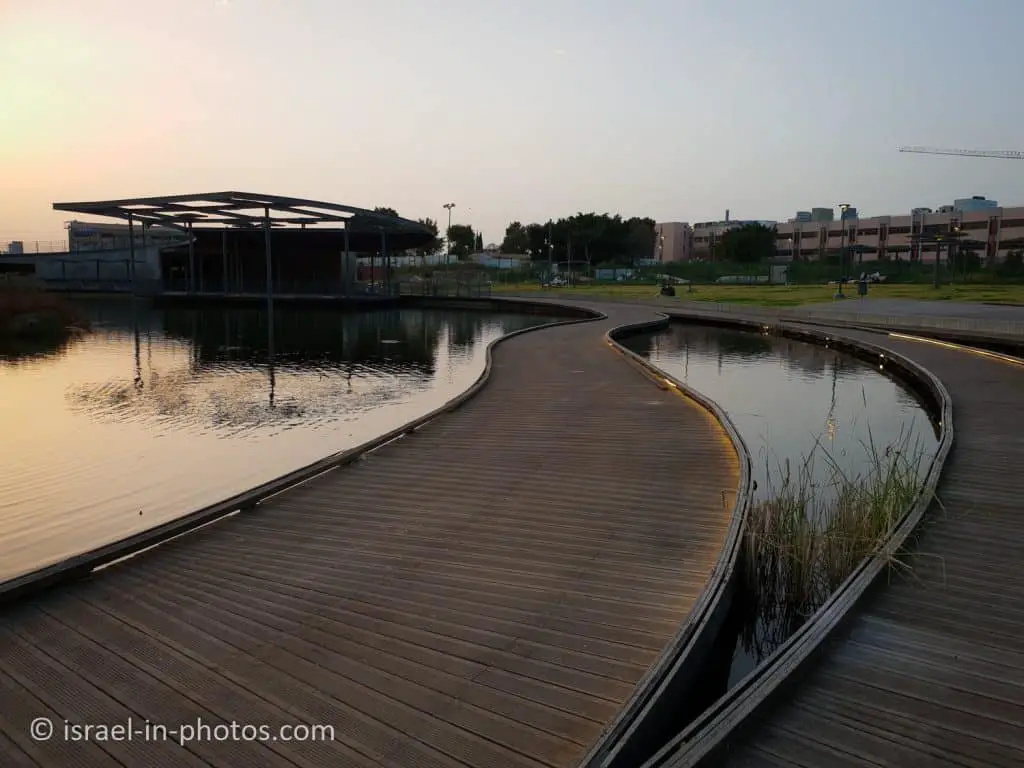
[400,278,492,299]
[1,240,68,255]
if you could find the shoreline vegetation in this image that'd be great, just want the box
[740,427,933,657]
[0,277,90,347]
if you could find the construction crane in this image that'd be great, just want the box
[898,145,1024,160]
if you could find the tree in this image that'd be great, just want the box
[717,223,777,263]
[512,214,639,266]
[447,224,476,258]
[524,223,549,260]
[474,232,484,251]
[998,248,1023,277]
[373,206,399,218]
[416,218,443,263]
[625,216,657,267]
[501,222,529,253]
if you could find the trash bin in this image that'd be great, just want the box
[857,279,868,297]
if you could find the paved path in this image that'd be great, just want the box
[801,297,1024,320]
[0,304,740,768]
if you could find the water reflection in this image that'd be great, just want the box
[627,324,938,503]
[624,323,940,685]
[0,300,546,581]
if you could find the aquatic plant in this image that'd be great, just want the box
[741,424,931,652]
[0,276,90,340]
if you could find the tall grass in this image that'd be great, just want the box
[0,275,89,338]
[741,424,930,655]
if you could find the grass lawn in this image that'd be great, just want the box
[491,281,1024,308]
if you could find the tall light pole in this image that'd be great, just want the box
[835,202,850,299]
[443,202,456,273]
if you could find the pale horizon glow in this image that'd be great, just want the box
[3,0,1023,245]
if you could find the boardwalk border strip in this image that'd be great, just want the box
[577,320,754,768]
[638,312,956,768]
[0,298,602,605]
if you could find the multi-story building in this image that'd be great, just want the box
[654,222,694,262]
[774,205,1024,265]
[954,195,998,213]
[691,212,777,258]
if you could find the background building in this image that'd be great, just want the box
[691,212,777,258]
[654,222,694,261]
[953,195,998,213]
[774,204,1024,265]
[68,220,186,251]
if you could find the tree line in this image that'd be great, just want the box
[374,207,481,258]
[499,213,657,267]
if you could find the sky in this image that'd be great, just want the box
[3,0,1024,246]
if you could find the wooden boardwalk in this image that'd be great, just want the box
[714,329,1024,768]
[0,305,741,768]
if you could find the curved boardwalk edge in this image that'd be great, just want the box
[0,298,602,606]
[635,313,955,768]
[485,297,755,768]
[577,320,754,768]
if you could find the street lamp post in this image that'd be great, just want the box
[443,202,456,274]
[835,203,851,299]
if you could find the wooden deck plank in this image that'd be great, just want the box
[0,305,740,767]
[723,330,1024,768]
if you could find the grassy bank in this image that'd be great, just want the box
[0,277,90,341]
[491,281,1024,307]
[741,431,931,655]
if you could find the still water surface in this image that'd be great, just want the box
[625,322,940,685]
[625,323,940,505]
[0,301,546,581]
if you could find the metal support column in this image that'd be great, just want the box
[263,208,276,409]
[264,208,274,313]
[187,221,195,293]
[222,228,229,294]
[343,227,350,298]
[381,229,388,296]
[127,213,137,295]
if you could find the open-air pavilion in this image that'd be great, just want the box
[52,192,436,297]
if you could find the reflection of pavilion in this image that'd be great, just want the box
[70,302,480,430]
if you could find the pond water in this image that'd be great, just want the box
[623,322,940,686]
[0,300,547,582]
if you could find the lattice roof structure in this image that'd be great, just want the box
[53,192,432,235]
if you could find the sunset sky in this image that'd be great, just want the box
[3,0,1023,246]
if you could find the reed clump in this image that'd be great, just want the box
[0,275,89,340]
[743,427,929,624]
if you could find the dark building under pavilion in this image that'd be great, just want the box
[49,192,435,298]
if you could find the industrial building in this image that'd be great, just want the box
[654,222,694,262]
[774,203,1023,264]
[658,196,1020,264]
